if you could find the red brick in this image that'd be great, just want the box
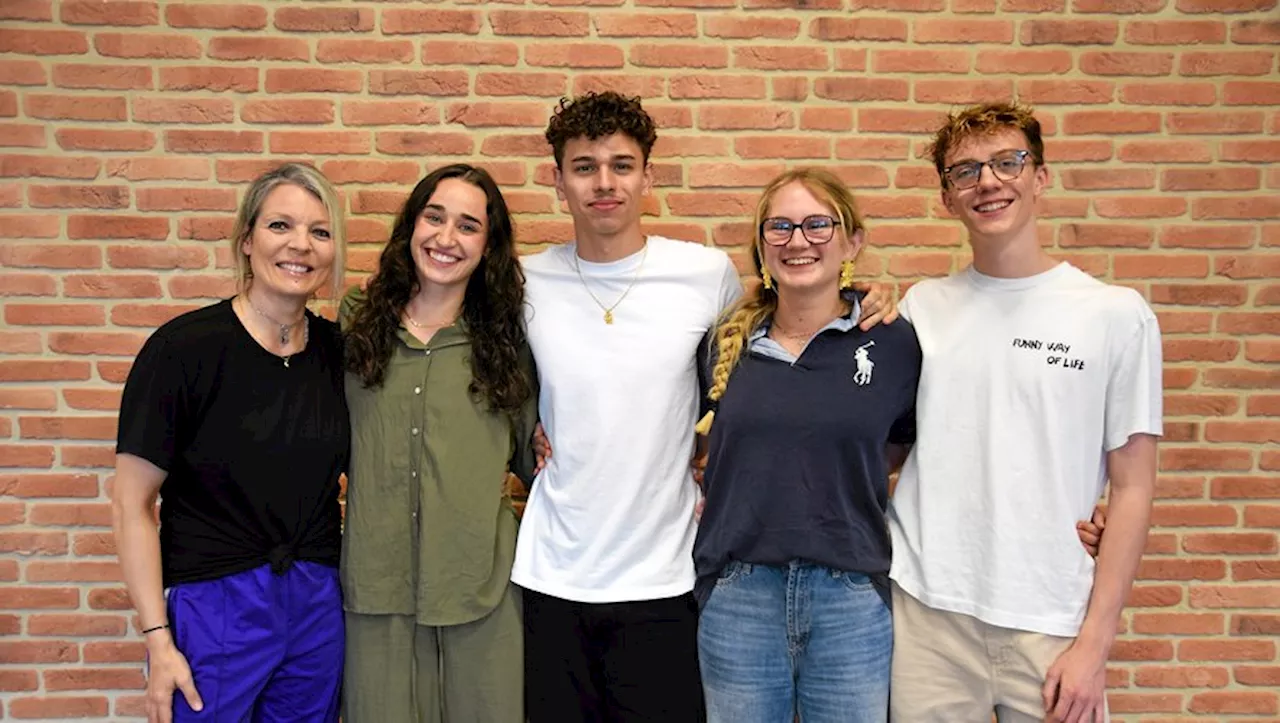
[1127,19,1228,44]
[94,32,201,59]
[476,72,568,98]
[166,4,266,29]
[526,43,624,68]
[341,100,438,127]
[207,36,309,62]
[1022,19,1118,45]
[44,668,144,691]
[319,38,415,66]
[421,40,519,66]
[737,136,824,158]
[110,304,199,328]
[594,12,697,37]
[1111,640,1176,661]
[265,68,362,94]
[1132,613,1226,636]
[164,130,262,154]
[1134,665,1230,688]
[369,70,468,97]
[0,669,38,691]
[61,0,155,25]
[9,696,109,718]
[1121,81,1218,106]
[1183,51,1276,76]
[733,46,822,71]
[240,99,335,126]
[575,75,668,99]
[24,94,126,122]
[490,10,589,36]
[809,17,906,41]
[1180,639,1277,662]
[1194,196,1280,221]
[1080,51,1174,76]
[132,97,234,125]
[1177,0,1275,9]
[706,15,800,39]
[0,59,48,85]
[273,6,373,32]
[376,132,473,157]
[1233,18,1280,44]
[52,63,151,91]
[1138,558,1227,580]
[1192,585,1280,609]
[319,160,421,185]
[1184,532,1277,555]
[0,122,47,148]
[0,28,89,55]
[976,49,1072,75]
[72,531,119,555]
[61,389,121,411]
[1118,140,1213,163]
[0,0,52,21]
[382,8,480,34]
[1225,81,1280,106]
[103,158,207,182]
[160,66,257,92]
[872,49,968,74]
[914,79,1013,104]
[82,641,145,663]
[1074,0,1165,9]
[269,130,370,155]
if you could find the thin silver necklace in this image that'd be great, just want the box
[241,295,308,368]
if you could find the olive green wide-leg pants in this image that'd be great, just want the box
[343,585,523,723]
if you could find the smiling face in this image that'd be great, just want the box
[554,132,653,245]
[760,181,862,298]
[409,176,490,292]
[240,182,335,302]
[941,127,1048,249]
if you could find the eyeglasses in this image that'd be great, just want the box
[760,215,841,246]
[942,149,1031,190]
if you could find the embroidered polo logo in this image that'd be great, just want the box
[854,341,876,386]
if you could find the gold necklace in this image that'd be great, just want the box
[571,242,648,325]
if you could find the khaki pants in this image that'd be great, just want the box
[890,583,1109,723]
[343,585,523,723]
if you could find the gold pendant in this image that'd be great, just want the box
[604,310,614,325]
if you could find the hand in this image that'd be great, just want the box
[1076,505,1107,558]
[145,633,202,723]
[1042,639,1107,723]
[853,281,899,331]
[532,422,552,474]
[690,451,707,522]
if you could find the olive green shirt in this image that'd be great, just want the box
[339,290,538,626]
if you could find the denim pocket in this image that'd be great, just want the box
[835,570,875,591]
[715,561,752,587]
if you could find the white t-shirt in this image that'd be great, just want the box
[888,262,1163,637]
[512,236,742,603]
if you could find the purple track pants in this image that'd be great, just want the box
[164,561,344,722]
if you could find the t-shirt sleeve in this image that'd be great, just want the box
[898,286,915,324]
[1104,308,1163,451]
[716,254,744,316]
[116,331,189,472]
[508,345,541,486]
[888,406,917,446]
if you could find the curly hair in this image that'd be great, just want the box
[927,102,1045,189]
[343,164,532,415]
[696,168,866,435]
[545,91,658,168]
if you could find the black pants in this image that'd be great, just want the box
[523,587,706,723]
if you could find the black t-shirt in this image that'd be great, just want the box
[693,316,921,607]
[117,299,350,587]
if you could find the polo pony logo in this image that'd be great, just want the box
[854,340,875,386]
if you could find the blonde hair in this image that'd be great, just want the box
[696,168,866,435]
[230,162,346,300]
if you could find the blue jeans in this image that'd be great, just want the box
[698,561,891,723]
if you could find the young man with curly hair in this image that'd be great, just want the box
[512,92,895,722]
[512,91,736,723]
[886,102,1162,723]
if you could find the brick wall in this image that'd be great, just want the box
[1,0,1277,719]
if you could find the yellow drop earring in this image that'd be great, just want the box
[761,267,774,290]
[839,259,856,290]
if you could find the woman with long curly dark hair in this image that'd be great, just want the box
[339,164,538,722]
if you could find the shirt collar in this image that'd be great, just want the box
[748,297,862,343]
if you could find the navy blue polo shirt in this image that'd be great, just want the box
[693,310,921,606]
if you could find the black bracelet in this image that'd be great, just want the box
[141,623,169,634]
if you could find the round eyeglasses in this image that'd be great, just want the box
[760,215,841,246]
[942,149,1031,190]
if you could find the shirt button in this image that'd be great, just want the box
[411,470,417,478]
[411,427,419,436]
[424,349,432,356]
[414,386,421,395]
